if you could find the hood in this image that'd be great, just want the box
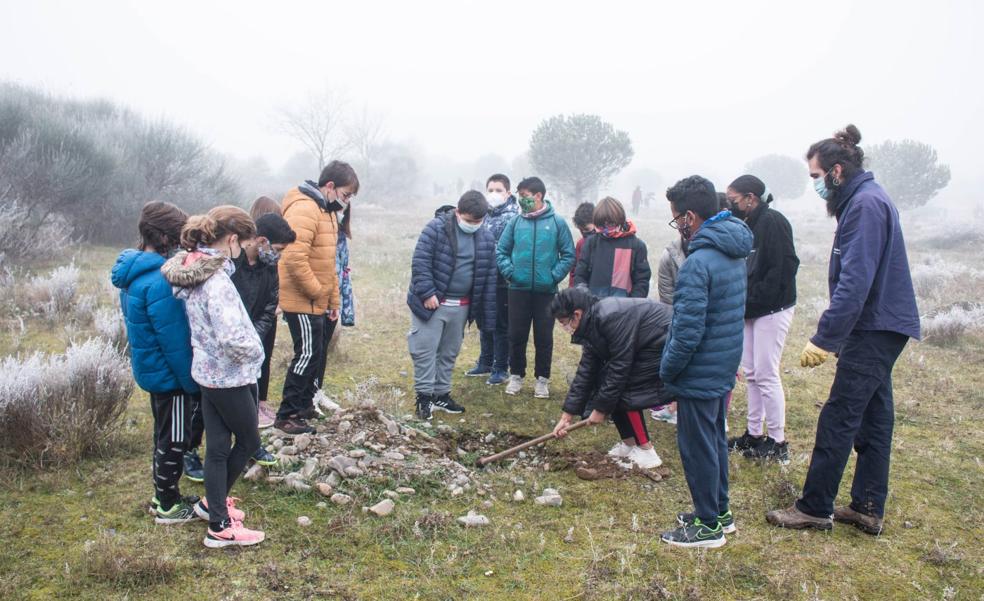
[520,200,556,220]
[599,220,637,239]
[161,250,230,297]
[688,211,753,259]
[284,181,328,214]
[111,249,165,289]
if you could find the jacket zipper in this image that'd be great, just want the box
[530,217,537,292]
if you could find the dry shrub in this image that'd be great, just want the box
[94,306,127,353]
[0,202,72,263]
[23,263,80,319]
[0,337,133,466]
[80,530,179,588]
[921,303,984,347]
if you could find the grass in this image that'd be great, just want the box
[1,203,982,600]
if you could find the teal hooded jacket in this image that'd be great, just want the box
[495,201,576,294]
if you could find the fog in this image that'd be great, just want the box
[2,0,982,208]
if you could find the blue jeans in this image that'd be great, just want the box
[477,286,509,372]
[796,330,908,519]
[676,393,730,524]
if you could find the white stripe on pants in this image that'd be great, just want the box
[294,314,312,375]
[741,307,794,441]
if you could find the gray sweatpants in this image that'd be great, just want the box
[408,304,469,395]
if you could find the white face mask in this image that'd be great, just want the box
[487,191,505,205]
[457,219,483,234]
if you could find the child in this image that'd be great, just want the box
[111,201,202,523]
[659,176,752,548]
[162,205,266,548]
[568,202,595,288]
[551,288,671,470]
[248,196,284,423]
[573,196,650,298]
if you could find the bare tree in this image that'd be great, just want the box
[277,88,349,170]
[345,103,385,188]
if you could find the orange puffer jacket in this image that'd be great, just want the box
[278,185,340,314]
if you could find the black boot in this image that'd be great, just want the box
[415,392,433,421]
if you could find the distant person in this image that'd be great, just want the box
[632,185,643,215]
[767,125,920,535]
[496,176,576,399]
[407,192,497,420]
[551,288,672,470]
[574,196,650,298]
[725,175,799,464]
[466,174,518,385]
[659,175,752,548]
[162,205,266,549]
[230,212,296,445]
[568,202,596,288]
[111,201,203,522]
[275,161,359,435]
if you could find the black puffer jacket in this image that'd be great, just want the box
[744,203,798,319]
[562,297,673,416]
[230,255,279,339]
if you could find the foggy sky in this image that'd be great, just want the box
[2,0,982,200]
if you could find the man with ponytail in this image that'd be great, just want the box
[767,125,920,535]
[162,206,267,548]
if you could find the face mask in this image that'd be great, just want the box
[457,218,483,234]
[560,313,579,335]
[730,202,747,220]
[227,238,242,259]
[518,195,536,214]
[258,246,280,265]
[679,215,694,242]
[487,192,504,205]
[814,175,832,200]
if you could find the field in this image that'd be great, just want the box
[0,200,982,601]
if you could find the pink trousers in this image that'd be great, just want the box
[741,307,794,441]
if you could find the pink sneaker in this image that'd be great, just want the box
[203,519,265,548]
[195,497,246,522]
[257,401,276,429]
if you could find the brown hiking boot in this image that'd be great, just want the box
[273,417,315,436]
[765,505,833,531]
[834,506,884,535]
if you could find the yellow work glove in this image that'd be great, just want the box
[800,341,830,368]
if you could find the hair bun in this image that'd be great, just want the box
[180,214,219,250]
[835,124,862,147]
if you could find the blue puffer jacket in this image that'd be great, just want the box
[407,210,497,331]
[660,212,753,401]
[111,249,198,394]
[496,201,576,294]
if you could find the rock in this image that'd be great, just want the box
[327,472,341,487]
[286,479,311,492]
[518,451,527,459]
[482,500,493,509]
[436,425,453,434]
[316,501,327,509]
[330,493,352,505]
[542,488,559,496]
[383,490,399,500]
[368,499,395,517]
[904,521,914,529]
[457,511,490,527]
[451,486,464,497]
[316,482,333,497]
[348,449,367,458]
[564,527,575,543]
[513,490,525,502]
[272,439,285,450]
[300,457,319,479]
[280,445,298,456]
[454,474,470,486]
[385,421,400,437]
[244,464,267,482]
[383,451,405,461]
[338,420,352,433]
[344,466,364,478]
[483,432,496,443]
[534,494,563,507]
[351,431,367,445]
[297,516,312,527]
[484,570,494,577]
[294,433,312,451]
[326,455,357,474]
[395,487,416,495]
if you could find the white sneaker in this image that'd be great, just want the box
[607,442,634,459]
[505,375,523,395]
[650,407,677,425]
[621,446,663,469]
[534,377,550,398]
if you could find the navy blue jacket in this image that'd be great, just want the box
[111,249,198,395]
[407,211,497,331]
[812,171,920,351]
[659,212,753,401]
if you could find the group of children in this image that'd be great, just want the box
[113,161,358,548]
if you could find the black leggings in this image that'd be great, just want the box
[612,409,650,445]
[507,290,555,379]
[201,384,261,524]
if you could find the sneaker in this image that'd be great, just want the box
[257,401,276,429]
[154,498,199,525]
[415,392,433,421]
[149,496,160,516]
[742,437,790,464]
[650,406,677,425]
[183,450,205,483]
[505,375,523,395]
[833,505,884,535]
[486,370,509,385]
[273,417,315,435]
[431,393,465,414]
[252,447,277,467]
[728,430,763,453]
[677,509,737,534]
[465,364,492,377]
[660,518,727,548]
[607,441,634,459]
[620,446,663,469]
[195,497,246,522]
[765,504,833,531]
[534,377,550,399]
[203,519,265,548]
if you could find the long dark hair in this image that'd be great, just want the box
[729,175,774,204]
[338,204,352,240]
[138,201,188,256]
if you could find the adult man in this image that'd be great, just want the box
[408,191,497,420]
[275,161,359,435]
[766,125,920,535]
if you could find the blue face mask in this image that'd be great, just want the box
[457,219,482,234]
[814,174,832,200]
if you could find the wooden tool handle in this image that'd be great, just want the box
[476,419,590,466]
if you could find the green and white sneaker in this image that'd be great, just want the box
[677,509,736,534]
[149,496,160,516]
[154,498,200,525]
[660,518,727,548]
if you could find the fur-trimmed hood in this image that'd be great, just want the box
[162,250,232,298]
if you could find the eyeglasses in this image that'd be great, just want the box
[668,214,685,230]
[338,190,355,202]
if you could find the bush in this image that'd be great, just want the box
[80,530,180,588]
[921,303,984,347]
[0,337,133,466]
[24,263,80,319]
[0,202,72,263]
[94,306,127,353]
